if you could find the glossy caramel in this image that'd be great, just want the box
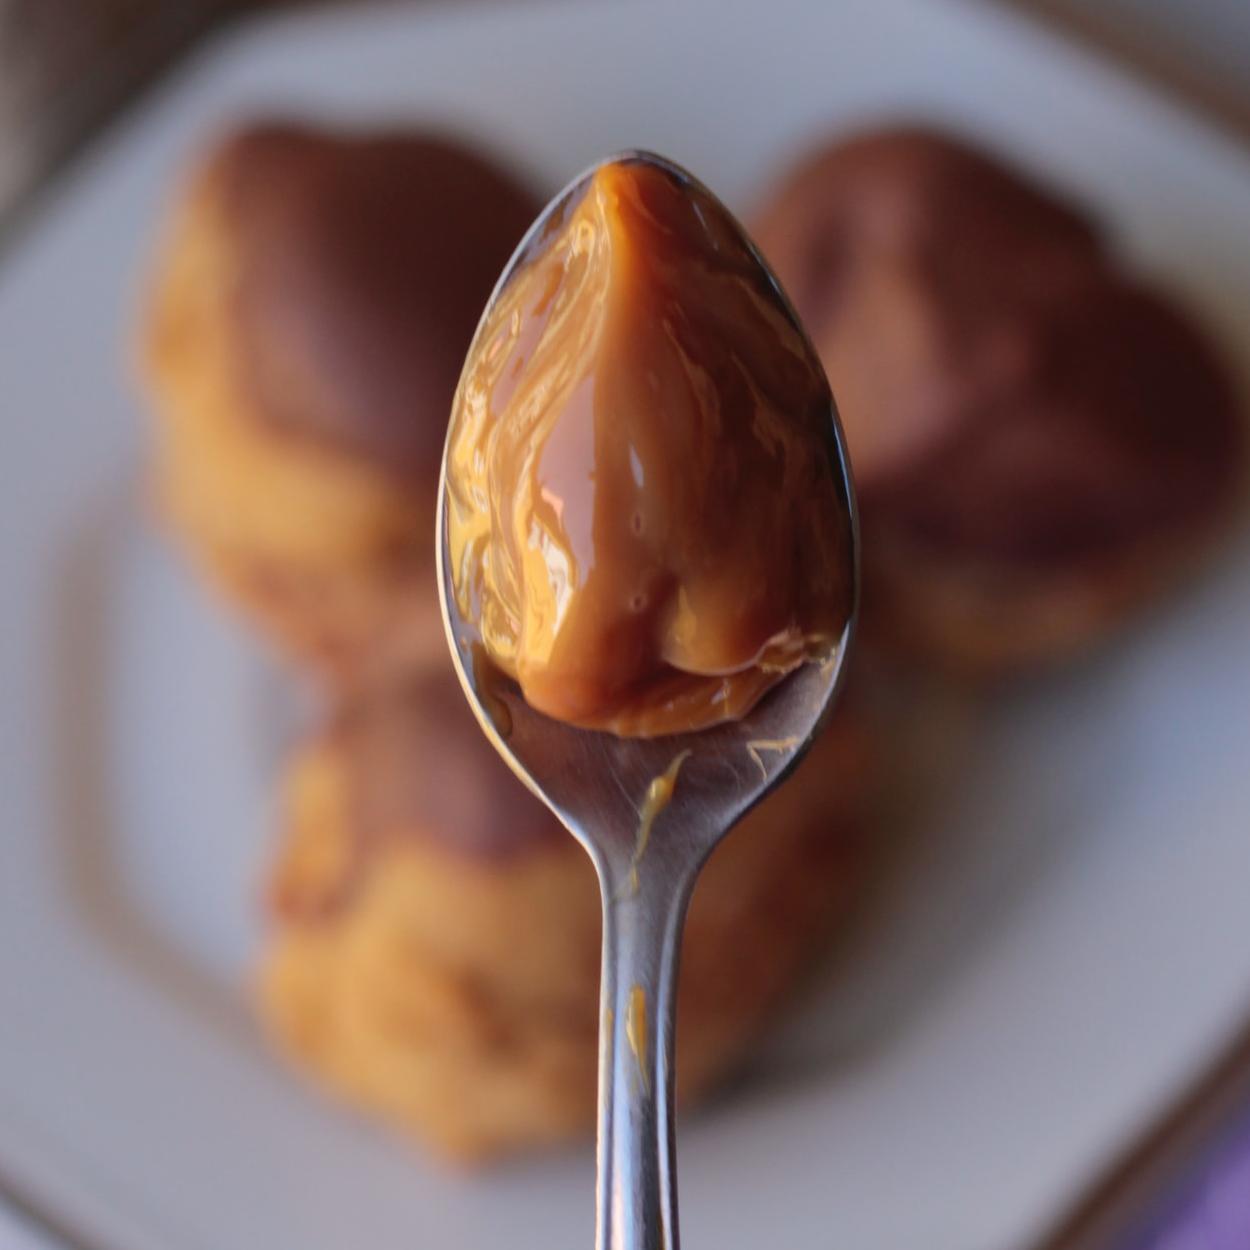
[627,750,691,893]
[446,157,851,736]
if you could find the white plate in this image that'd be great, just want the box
[3,1,1250,1247]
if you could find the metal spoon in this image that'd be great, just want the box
[436,152,858,1250]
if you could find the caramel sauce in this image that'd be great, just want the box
[744,735,801,781]
[624,984,649,1093]
[446,157,852,737]
[624,749,691,895]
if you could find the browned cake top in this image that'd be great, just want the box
[752,126,1243,562]
[873,279,1244,567]
[336,668,564,860]
[753,127,1106,487]
[207,123,540,483]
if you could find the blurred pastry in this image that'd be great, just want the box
[257,667,876,1161]
[752,126,1244,673]
[139,122,540,680]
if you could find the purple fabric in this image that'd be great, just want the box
[1128,1116,1250,1250]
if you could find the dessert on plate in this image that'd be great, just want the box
[139,122,540,681]
[752,127,1244,674]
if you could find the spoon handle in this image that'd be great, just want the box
[595,858,698,1250]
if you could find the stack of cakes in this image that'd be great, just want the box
[139,121,880,1160]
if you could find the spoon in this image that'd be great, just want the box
[436,152,858,1250]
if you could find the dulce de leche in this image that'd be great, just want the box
[444,156,853,737]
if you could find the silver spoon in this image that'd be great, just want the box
[436,152,858,1250]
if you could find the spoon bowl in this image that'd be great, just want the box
[437,150,858,1250]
